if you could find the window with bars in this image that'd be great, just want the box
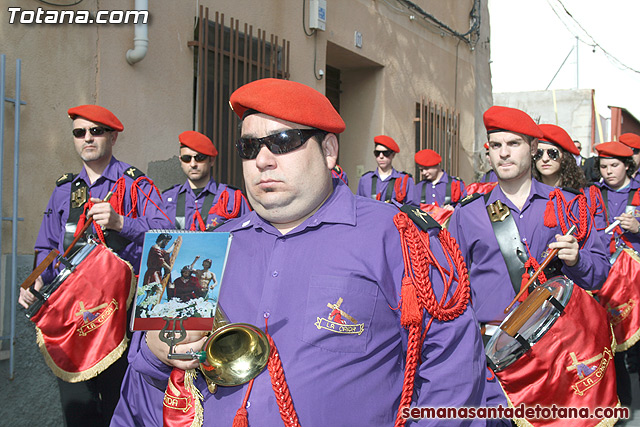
[414,99,460,180]
[188,6,290,189]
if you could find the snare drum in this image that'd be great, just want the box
[486,276,619,427]
[595,247,640,351]
[29,240,136,382]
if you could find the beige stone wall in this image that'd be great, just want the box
[0,0,491,255]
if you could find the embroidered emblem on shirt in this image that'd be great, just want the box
[566,347,612,396]
[75,299,119,337]
[315,297,364,335]
[126,167,137,177]
[606,300,635,326]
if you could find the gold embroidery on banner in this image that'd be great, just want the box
[566,347,612,396]
[607,299,635,326]
[71,186,87,208]
[75,299,119,337]
[487,200,510,222]
[315,297,365,335]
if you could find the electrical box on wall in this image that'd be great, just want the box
[309,0,326,31]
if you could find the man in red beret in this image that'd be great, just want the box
[413,148,466,208]
[162,130,250,231]
[356,135,416,204]
[114,78,496,426]
[619,132,640,184]
[449,106,613,421]
[18,105,172,425]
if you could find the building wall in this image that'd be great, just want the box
[494,89,608,158]
[0,0,491,256]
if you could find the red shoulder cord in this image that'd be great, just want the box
[543,188,589,246]
[210,189,248,220]
[232,316,300,427]
[451,180,462,203]
[74,176,170,242]
[393,212,470,427]
[394,175,409,203]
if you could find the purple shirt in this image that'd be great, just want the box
[449,179,610,324]
[113,180,495,426]
[414,171,467,206]
[34,157,171,280]
[596,180,640,253]
[357,168,417,205]
[162,179,250,230]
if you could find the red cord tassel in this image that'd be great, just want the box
[232,408,249,427]
[543,199,557,227]
[400,276,421,328]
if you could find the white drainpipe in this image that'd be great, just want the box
[126,0,149,65]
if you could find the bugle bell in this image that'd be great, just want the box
[165,305,270,393]
[199,305,270,390]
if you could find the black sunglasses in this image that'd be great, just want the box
[180,153,209,163]
[72,126,113,138]
[235,129,325,160]
[374,149,394,158]
[533,148,560,162]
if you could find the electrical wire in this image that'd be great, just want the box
[546,0,640,74]
[394,0,481,47]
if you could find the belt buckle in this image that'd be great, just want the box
[487,200,510,222]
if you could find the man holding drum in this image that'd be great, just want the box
[18,105,171,426]
[449,106,614,422]
[450,105,609,329]
[113,79,497,426]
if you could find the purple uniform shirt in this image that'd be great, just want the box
[414,171,467,206]
[357,168,417,205]
[596,180,640,253]
[162,179,250,230]
[449,179,610,324]
[34,157,171,281]
[113,180,496,426]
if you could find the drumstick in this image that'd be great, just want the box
[55,191,113,268]
[604,220,620,235]
[503,224,577,314]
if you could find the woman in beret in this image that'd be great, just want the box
[532,124,587,190]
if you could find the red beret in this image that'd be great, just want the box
[374,135,399,153]
[179,131,218,158]
[595,141,633,158]
[229,78,345,134]
[538,124,579,155]
[619,133,640,149]
[415,149,441,167]
[67,105,124,132]
[483,106,543,139]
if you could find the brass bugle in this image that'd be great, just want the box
[198,305,270,390]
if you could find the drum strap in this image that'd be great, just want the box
[372,175,398,202]
[175,190,216,230]
[421,180,454,205]
[600,187,636,220]
[444,180,452,206]
[484,195,529,293]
